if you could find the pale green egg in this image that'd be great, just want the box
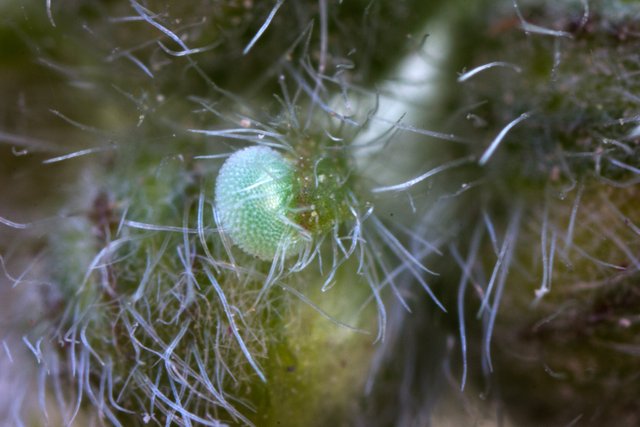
[215,146,301,260]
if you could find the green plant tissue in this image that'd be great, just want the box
[1,1,639,426]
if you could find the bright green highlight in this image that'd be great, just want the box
[215,146,299,260]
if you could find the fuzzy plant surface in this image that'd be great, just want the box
[428,1,640,426]
[1,0,640,427]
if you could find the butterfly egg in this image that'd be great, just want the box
[215,146,304,260]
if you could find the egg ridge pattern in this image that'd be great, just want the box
[215,146,300,260]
